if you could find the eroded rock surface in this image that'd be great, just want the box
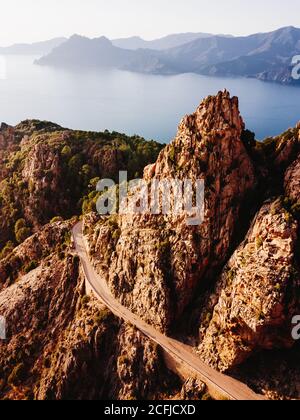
[198,198,300,371]
[87,91,257,333]
[0,223,180,400]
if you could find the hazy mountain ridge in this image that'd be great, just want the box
[36,26,300,85]
[36,35,136,68]
[111,32,218,50]
[127,26,300,83]
[0,32,226,57]
[198,26,300,83]
[0,38,67,55]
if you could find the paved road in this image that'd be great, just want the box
[72,222,265,401]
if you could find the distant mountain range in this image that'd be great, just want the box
[0,33,217,56]
[0,37,66,55]
[6,27,300,85]
[37,35,137,69]
[111,32,233,50]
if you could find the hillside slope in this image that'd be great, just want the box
[0,120,163,252]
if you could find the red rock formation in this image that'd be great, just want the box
[87,91,257,332]
[198,198,300,371]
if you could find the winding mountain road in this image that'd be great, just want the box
[72,222,264,401]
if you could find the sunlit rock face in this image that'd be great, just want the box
[198,198,300,372]
[87,91,257,333]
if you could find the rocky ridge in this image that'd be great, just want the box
[84,91,300,397]
[86,91,257,333]
[198,198,300,371]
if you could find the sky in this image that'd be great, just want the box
[1,0,300,46]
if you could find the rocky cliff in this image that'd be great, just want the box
[0,221,182,400]
[198,198,300,371]
[84,91,300,398]
[86,91,257,333]
[0,120,163,250]
[196,121,300,377]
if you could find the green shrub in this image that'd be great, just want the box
[68,154,83,174]
[15,227,31,244]
[0,241,14,260]
[255,237,263,249]
[154,239,170,253]
[50,216,63,224]
[262,137,277,154]
[202,393,213,401]
[81,164,92,177]
[14,218,26,234]
[61,145,72,156]
[227,269,237,285]
[283,197,292,210]
[63,231,71,246]
[291,202,300,218]
[94,308,112,325]
[284,211,293,224]
[89,177,100,189]
[0,125,164,250]
[169,145,176,162]
[112,228,121,242]
[81,295,91,307]
[275,283,281,292]
[24,260,38,274]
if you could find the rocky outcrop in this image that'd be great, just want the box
[87,90,257,333]
[285,154,300,203]
[81,92,300,380]
[21,142,68,227]
[0,124,19,179]
[273,126,300,170]
[198,198,300,371]
[0,120,163,249]
[0,223,180,400]
[0,219,74,289]
[0,251,81,399]
[180,378,207,400]
[36,304,179,401]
